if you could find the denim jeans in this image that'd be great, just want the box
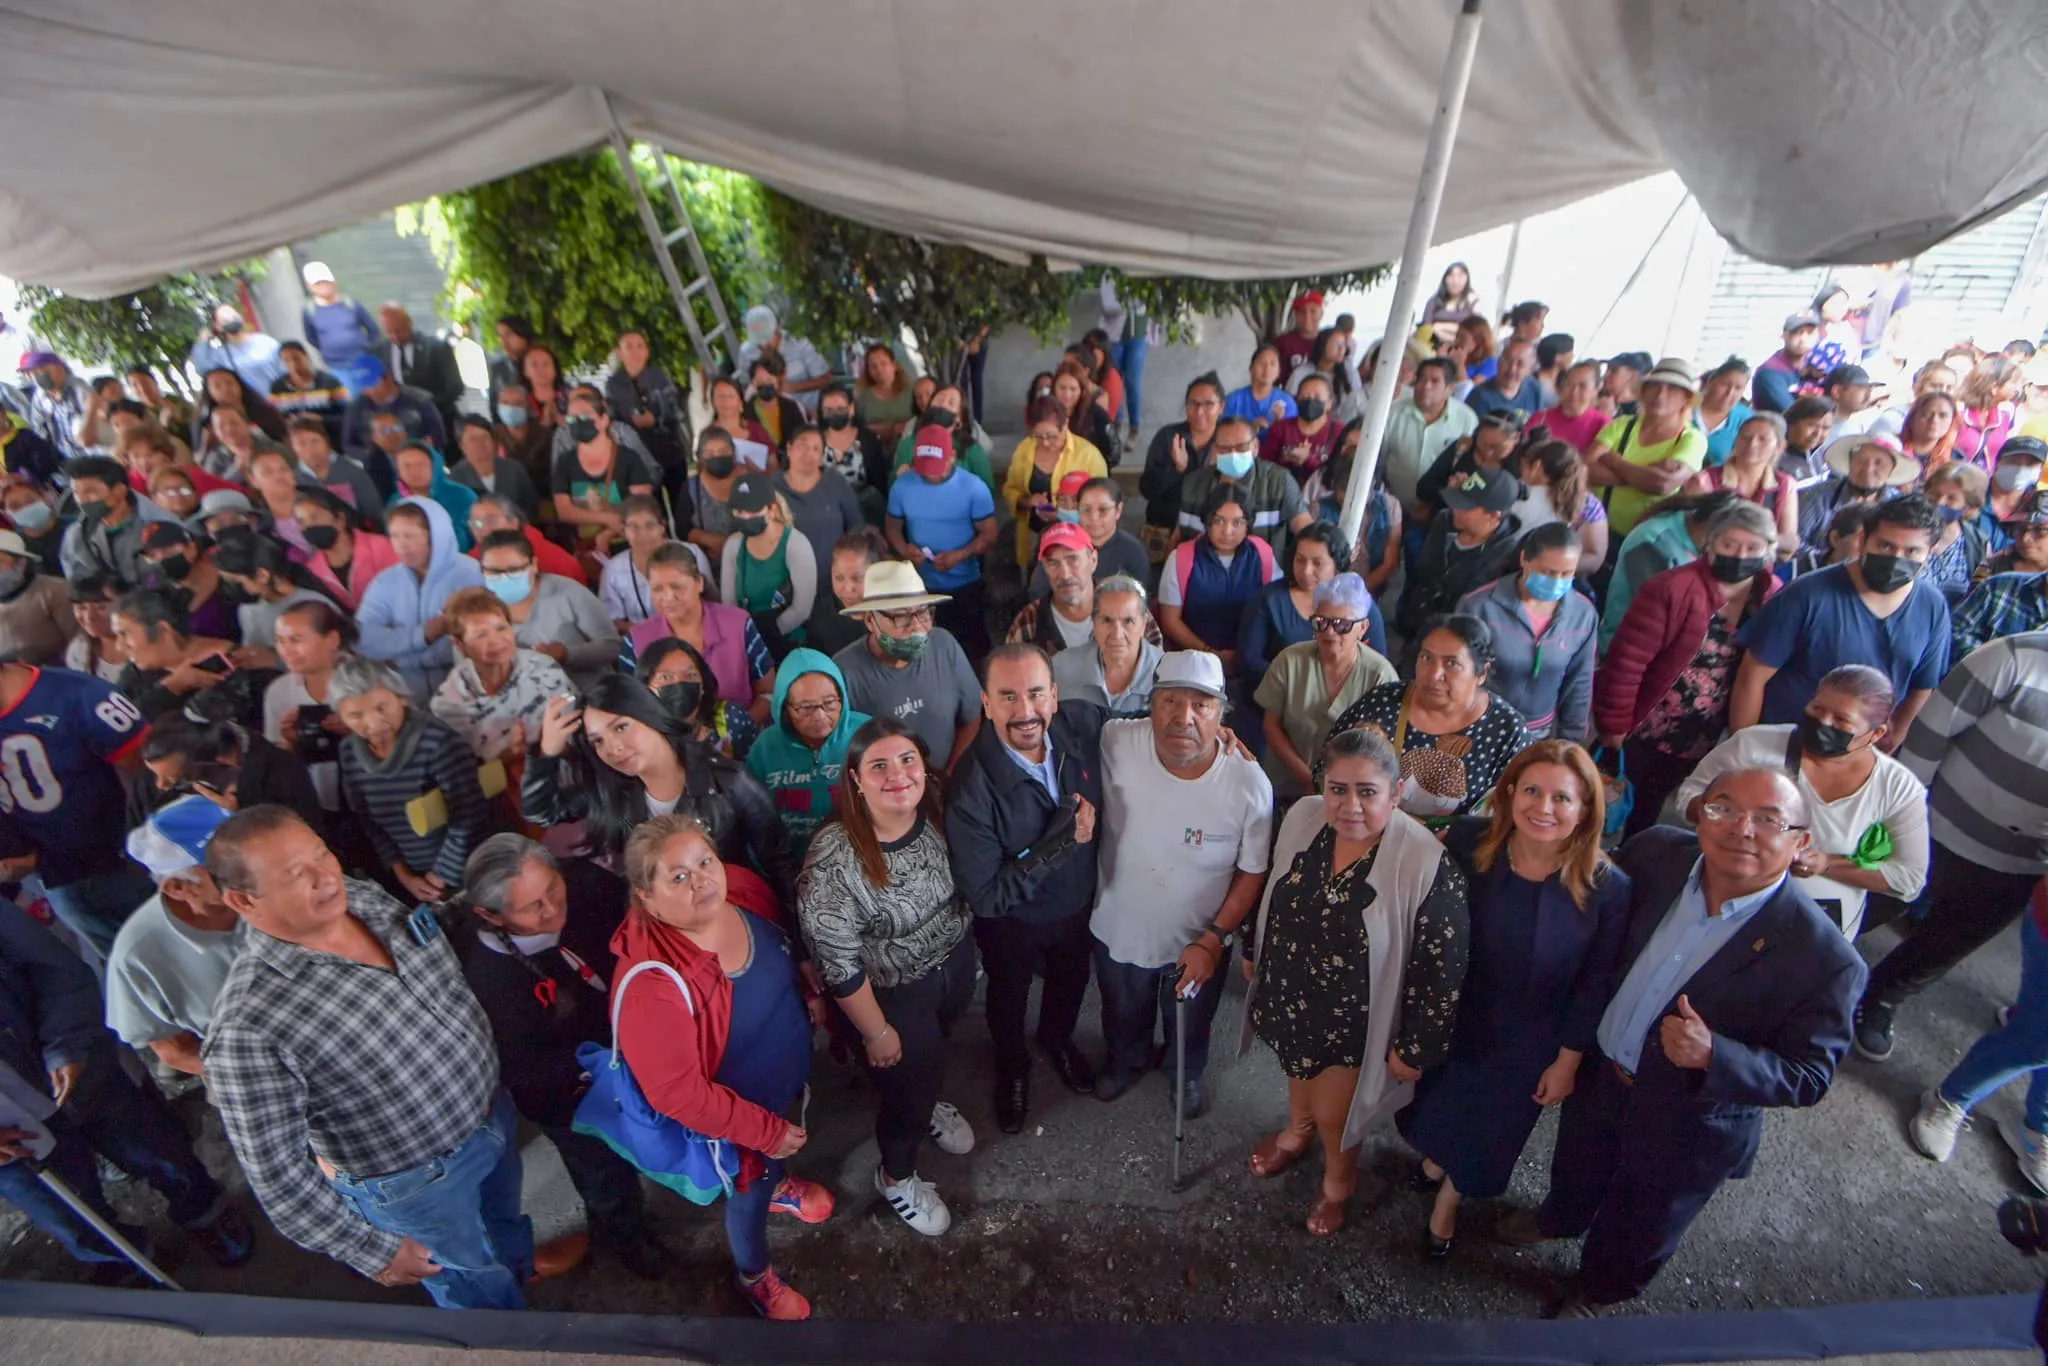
[0,1052,225,1265]
[724,1155,785,1276]
[42,865,155,956]
[327,1089,533,1310]
[1109,334,1148,428]
[1093,939,1233,1083]
[1941,914,2048,1132]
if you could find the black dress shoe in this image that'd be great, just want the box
[995,1069,1031,1134]
[1045,1041,1098,1095]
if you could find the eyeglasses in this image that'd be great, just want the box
[878,607,934,629]
[1215,444,1257,459]
[1033,429,1066,445]
[1698,801,1805,835]
[1310,615,1364,635]
[787,698,842,719]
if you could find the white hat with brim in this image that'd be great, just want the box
[1154,650,1229,700]
[1823,432,1920,486]
[842,559,953,615]
[0,531,27,559]
[1641,356,1700,395]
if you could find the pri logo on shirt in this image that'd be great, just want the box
[1183,828,1207,846]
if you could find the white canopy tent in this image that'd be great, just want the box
[3,0,2046,298]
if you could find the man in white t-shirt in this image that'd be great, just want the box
[1090,651,1273,1116]
[105,795,243,1076]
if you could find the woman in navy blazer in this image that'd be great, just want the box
[1396,739,1633,1258]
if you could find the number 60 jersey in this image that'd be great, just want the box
[0,666,150,888]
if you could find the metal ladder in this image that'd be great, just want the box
[607,128,742,381]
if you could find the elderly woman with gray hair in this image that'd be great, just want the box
[450,833,665,1277]
[331,655,496,902]
[1238,726,1470,1236]
[1253,572,1398,799]
[1673,664,1929,939]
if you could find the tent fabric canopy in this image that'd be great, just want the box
[4,0,2047,298]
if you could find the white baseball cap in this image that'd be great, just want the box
[0,530,27,559]
[1154,650,1228,700]
[301,261,336,287]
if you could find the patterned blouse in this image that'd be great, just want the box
[797,816,969,994]
[1325,683,1533,824]
[1250,828,1470,1079]
[1632,611,1743,761]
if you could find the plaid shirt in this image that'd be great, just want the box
[203,879,498,1276]
[1951,571,2048,665]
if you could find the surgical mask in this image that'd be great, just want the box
[76,498,110,523]
[879,629,930,662]
[302,524,340,551]
[1861,552,1920,593]
[1057,508,1082,524]
[926,407,958,429]
[0,565,27,599]
[485,571,533,606]
[1523,572,1573,602]
[734,514,769,537]
[701,455,736,479]
[30,373,57,392]
[755,385,778,403]
[1709,552,1767,583]
[496,403,529,430]
[821,411,852,431]
[154,553,193,583]
[1797,715,1860,761]
[1216,450,1256,479]
[567,416,600,444]
[654,680,702,717]
[1296,397,1327,423]
[8,501,52,532]
[219,318,245,336]
[1996,464,2042,493]
[1936,502,1966,524]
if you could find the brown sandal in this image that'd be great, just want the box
[1307,1188,1352,1237]
[1249,1133,1310,1179]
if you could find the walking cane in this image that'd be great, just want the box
[32,1163,183,1291]
[1171,982,1189,1193]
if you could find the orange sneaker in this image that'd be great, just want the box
[528,1230,589,1281]
[769,1174,836,1224]
[737,1265,811,1320]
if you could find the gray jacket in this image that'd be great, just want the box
[513,574,622,692]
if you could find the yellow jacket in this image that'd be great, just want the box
[1001,430,1107,562]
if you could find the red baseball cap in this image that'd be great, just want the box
[1037,522,1093,560]
[911,423,954,477]
[1056,470,1093,499]
[1292,291,1326,311]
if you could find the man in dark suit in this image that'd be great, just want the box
[378,303,466,441]
[1494,766,1865,1316]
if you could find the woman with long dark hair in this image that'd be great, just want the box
[1421,262,1480,331]
[136,696,324,833]
[291,483,397,610]
[797,717,976,1237]
[209,530,344,662]
[1396,740,1631,1257]
[635,634,761,761]
[524,672,794,897]
[191,367,287,456]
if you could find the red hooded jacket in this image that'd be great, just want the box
[1594,556,1781,739]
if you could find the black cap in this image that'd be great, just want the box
[140,520,194,551]
[1825,364,1872,389]
[730,472,776,515]
[1606,351,1653,374]
[1999,436,2048,466]
[1441,467,1521,514]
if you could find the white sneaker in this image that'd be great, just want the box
[1999,1115,2048,1195]
[1908,1088,1971,1162]
[875,1167,952,1236]
[928,1101,975,1155]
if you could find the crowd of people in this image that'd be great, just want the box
[0,263,2045,1325]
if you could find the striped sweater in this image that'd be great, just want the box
[339,709,492,886]
[1901,630,2048,875]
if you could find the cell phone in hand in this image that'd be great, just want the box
[193,652,234,676]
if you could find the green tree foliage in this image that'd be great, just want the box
[16,267,256,385]
[1097,266,1391,346]
[399,149,771,374]
[751,188,1078,376]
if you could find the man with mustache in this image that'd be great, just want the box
[946,645,1107,1133]
[1089,651,1274,1117]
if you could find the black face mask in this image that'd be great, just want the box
[1709,552,1768,584]
[926,407,958,430]
[567,416,600,444]
[217,580,255,605]
[1798,715,1861,760]
[1861,552,1920,593]
[302,524,340,551]
[755,385,778,403]
[820,411,852,431]
[153,553,193,583]
[1296,397,1327,423]
[701,455,736,479]
[76,498,111,523]
[734,514,769,537]
[654,680,702,718]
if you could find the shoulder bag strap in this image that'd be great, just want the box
[608,958,697,1065]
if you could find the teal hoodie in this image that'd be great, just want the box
[389,446,479,551]
[745,647,869,854]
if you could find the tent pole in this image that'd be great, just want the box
[1338,0,1487,550]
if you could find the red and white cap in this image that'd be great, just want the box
[911,423,955,477]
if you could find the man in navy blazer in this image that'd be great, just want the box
[1496,767,1865,1315]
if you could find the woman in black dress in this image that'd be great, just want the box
[1395,739,1632,1258]
[1241,726,1470,1236]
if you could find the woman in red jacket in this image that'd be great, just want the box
[1593,500,1780,838]
[612,813,834,1320]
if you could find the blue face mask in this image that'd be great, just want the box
[1936,502,1966,524]
[1056,508,1082,524]
[1524,571,1573,602]
[8,500,52,532]
[496,403,529,430]
[1216,451,1256,480]
[485,571,533,606]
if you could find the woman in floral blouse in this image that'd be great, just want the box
[1241,726,1470,1237]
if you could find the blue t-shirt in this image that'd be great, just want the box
[0,667,150,886]
[1222,386,1297,427]
[1735,563,1951,725]
[713,912,813,1118]
[888,468,995,589]
[1465,378,1540,422]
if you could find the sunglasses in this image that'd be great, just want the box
[1310,615,1364,635]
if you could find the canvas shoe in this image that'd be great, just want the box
[875,1167,952,1236]
[928,1100,975,1155]
[1999,1115,2048,1196]
[1906,1088,1970,1162]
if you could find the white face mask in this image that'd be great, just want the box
[1995,464,2042,493]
